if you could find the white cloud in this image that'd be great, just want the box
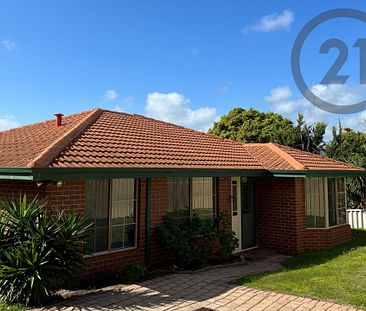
[311,84,366,107]
[121,96,135,106]
[342,110,366,131]
[264,84,366,141]
[186,45,199,55]
[102,89,118,102]
[272,101,297,114]
[145,92,217,131]
[0,115,19,131]
[217,82,231,94]
[114,105,124,112]
[2,40,16,50]
[265,86,292,102]
[245,10,294,33]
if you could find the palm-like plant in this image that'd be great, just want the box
[0,194,90,306]
[345,155,366,209]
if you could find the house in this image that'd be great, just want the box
[0,108,364,275]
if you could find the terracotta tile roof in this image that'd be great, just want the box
[51,110,262,169]
[274,144,360,171]
[0,109,101,168]
[0,108,363,173]
[245,143,361,171]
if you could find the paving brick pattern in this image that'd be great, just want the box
[36,255,362,311]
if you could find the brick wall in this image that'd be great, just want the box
[255,177,351,254]
[0,175,351,274]
[0,180,46,201]
[217,177,232,218]
[46,180,86,215]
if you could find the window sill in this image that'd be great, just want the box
[306,223,349,230]
[84,246,137,258]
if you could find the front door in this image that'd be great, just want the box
[231,177,256,251]
[240,177,256,249]
[231,177,241,252]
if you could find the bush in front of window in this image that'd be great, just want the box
[212,214,239,262]
[156,213,238,270]
[0,194,91,306]
[114,262,147,283]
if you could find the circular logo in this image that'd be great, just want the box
[291,8,366,114]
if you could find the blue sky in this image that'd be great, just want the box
[1,0,366,137]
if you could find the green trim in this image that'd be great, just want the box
[0,168,34,181]
[31,168,269,181]
[0,175,34,180]
[270,170,366,178]
[0,166,364,181]
[145,178,151,266]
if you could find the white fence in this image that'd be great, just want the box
[347,209,366,229]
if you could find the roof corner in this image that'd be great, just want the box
[267,143,306,170]
[27,108,103,168]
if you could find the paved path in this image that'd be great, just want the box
[40,254,362,311]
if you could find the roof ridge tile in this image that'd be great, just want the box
[267,143,306,170]
[27,108,103,168]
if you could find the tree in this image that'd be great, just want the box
[292,113,327,153]
[325,122,366,159]
[324,123,366,209]
[209,108,295,145]
[209,108,326,153]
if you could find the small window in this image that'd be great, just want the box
[192,177,216,225]
[85,179,137,254]
[167,177,190,222]
[231,180,238,216]
[305,177,347,228]
[167,177,216,224]
[305,178,326,228]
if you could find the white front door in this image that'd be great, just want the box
[231,177,242,252]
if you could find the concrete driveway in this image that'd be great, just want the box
[39,254,361,311]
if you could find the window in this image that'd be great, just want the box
[167,177,216,224]
[85,179,137,253]
[167,177,190,221]
[305,177,346,228]
[231,180,238,216]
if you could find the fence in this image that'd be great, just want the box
[347,209,366,229]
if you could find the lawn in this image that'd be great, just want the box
[238,229,366,309]
[0,302,24,311]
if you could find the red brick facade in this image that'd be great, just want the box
[0,175,351,275]
[255,177,351,254]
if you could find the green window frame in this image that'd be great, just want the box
[85,178,137,254]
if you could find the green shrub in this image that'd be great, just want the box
[156,214,214,269]
[0,301,24,311]
[213,214,239,260]
[115,262,147,283]
[0,194,90,306]
[156,213,238,269]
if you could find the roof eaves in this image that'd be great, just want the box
[0,167,34,180]
[26,108,103,168]
[270,169,366,178]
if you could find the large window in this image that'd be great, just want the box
[167,177,216,224]
[85,179,137,253]
[305,177,346,228]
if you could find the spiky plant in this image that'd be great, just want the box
[0,194,90,306]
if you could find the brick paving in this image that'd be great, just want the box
[37,254,362,311]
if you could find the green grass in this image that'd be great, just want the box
[0,302,24,311]
[238,229,366,309]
